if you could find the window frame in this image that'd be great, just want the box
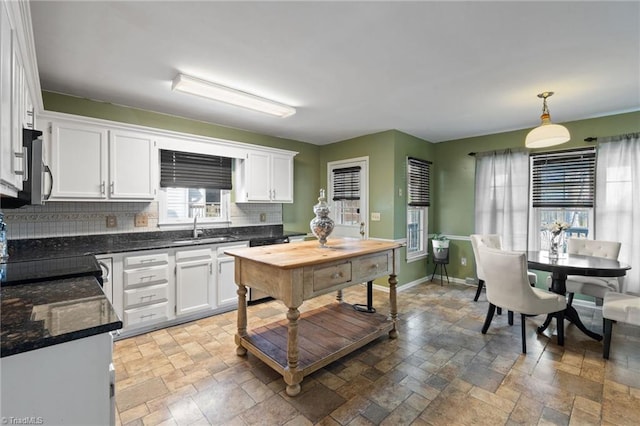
[406,157,431,261]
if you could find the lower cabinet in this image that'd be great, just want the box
[216,242,248,308]
[121,251,171,331]
[0,333,115,425]
[110,241,247,338]
[175,248,214,315]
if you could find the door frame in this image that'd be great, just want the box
[327,156,369,239]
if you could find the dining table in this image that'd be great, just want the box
[527,251,631,341]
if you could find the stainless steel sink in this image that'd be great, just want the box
[172,236,236,245]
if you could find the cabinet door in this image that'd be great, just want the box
[217,257,237,307]
[50,121,108,199]
[176,259,214,315]
[109,130,156,199]
[0,6,16,194]
[245,151,271,201]
[271,153,293,203]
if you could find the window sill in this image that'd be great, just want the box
[406,253,428,263]
[158,220,232,231]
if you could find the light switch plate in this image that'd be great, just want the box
[371,212,381,221]
[106,215,117,228]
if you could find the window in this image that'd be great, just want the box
[159,150,232,225]
[529,148,596,251]
[331,166,361,226]
[407,157,431,260]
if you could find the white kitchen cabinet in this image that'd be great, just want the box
[235,150,295,203]
[50,120,108,199]
[48,119,156,201]
[121,251,171,330]
[0,333,115,426]
[175,248,215,315]
[216,242,248,307]
[0,3,15,195]
[0,1,35,197]
[109,129,156,199]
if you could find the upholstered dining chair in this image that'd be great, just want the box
[477,245,566,354]
[563,238,622,306]
[470,234,538,302]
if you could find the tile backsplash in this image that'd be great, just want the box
[3,201,282,240]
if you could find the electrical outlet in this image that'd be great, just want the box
[371,212,381,221]
[106,215,117,228]
[259,213,267,222]
[134,213,148,227]
[461,257,467,266]
[398,188,403,197]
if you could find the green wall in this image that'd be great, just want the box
[433,111,640,282]
[319,129,436,287]
[41,91,640,288]
[42,91,320,234]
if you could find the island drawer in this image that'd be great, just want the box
[124,302,169,327]
[124,265,169,289]
[312,261,352,292]
[124,283,169,309]
[353,253,391,280]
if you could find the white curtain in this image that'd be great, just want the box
[474,150,529,251]
[595,133,640,294]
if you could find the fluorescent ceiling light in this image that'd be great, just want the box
[172,74,296,118]
[525,91,570,148]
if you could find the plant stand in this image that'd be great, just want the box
[431,247,450,286]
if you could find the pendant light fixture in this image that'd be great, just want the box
[525,92,570,148]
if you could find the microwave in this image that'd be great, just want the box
[1,128,52,209]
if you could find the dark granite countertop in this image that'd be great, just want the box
[7,225,307,261]
[1,275,123,357]
[0,226,305,357]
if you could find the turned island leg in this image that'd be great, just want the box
[388,273,398,339]
[284,306,303,396]
[235,284,248,356]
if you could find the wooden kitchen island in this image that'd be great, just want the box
[224,238,401,396]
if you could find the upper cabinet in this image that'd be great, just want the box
[235,150,295,203]
[47,119,157,201]
[0,0,39,197]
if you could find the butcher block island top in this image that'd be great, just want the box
[224,238,402,396]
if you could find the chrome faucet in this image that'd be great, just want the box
[193,215,203,238]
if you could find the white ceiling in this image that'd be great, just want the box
[30,1,640,145]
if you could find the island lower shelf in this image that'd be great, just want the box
[240,302,393,377]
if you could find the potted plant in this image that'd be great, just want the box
[431,233,450,262]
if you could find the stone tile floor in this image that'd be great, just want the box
[113,282,640,425]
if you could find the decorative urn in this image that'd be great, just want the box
[310,189,334,248]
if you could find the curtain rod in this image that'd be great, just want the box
[584,132,639,142]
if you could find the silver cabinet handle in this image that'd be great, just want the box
[110,181,114,195]
[14,148,28,180]
[101,181,106,195]
[44,165,53,200]
[331,272,343,279]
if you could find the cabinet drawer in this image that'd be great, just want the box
[354,253,391,280]
[124,265,169,288]
[124,283,168,309]
[312,261,352,292]
[216,243,248,257]
[124,253,169,268]
[176,248,212,262]
[124,302,169,327]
